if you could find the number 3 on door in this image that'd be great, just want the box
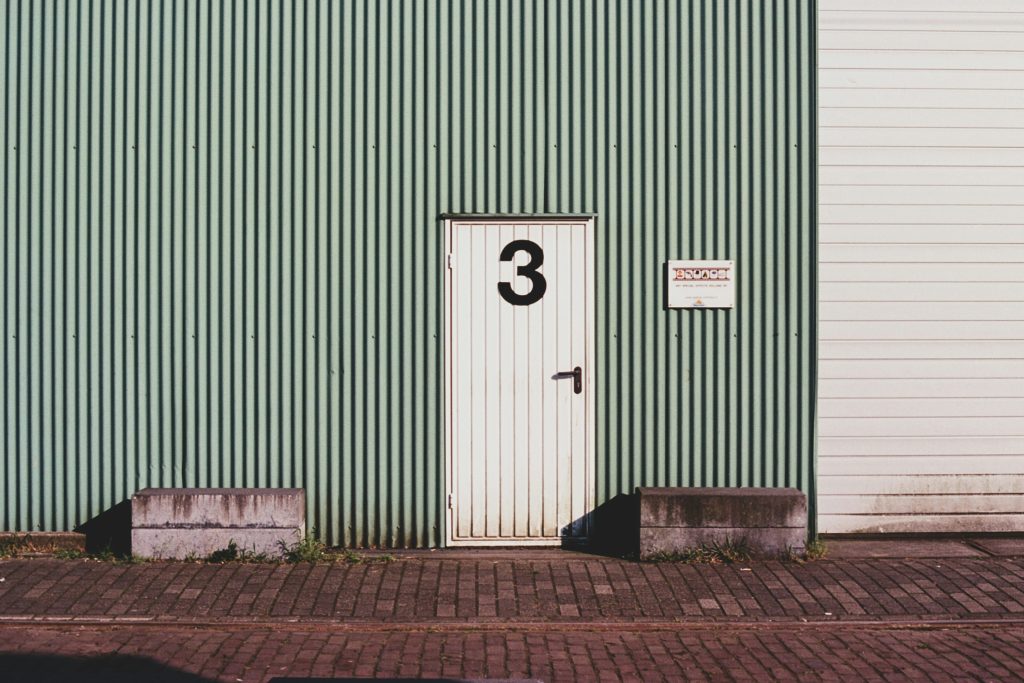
[497,239,547,306]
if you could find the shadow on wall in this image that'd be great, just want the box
[567,492,639,557]
[75,499,132,555]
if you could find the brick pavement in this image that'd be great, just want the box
[1,555,1024,623]
[3,553,1024,681]
[1,623,1022,682]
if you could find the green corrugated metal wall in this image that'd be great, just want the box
[1,1,815,547]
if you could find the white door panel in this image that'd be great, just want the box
[446,219,594,545]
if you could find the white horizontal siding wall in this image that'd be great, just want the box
[818,0,1024,533]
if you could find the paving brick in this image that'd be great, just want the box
[2,554,1024,632]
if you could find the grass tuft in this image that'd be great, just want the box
[50,545,145,564]
[0,538,22,559]
[205,541,272,564]
[647,537,753,564]
[282,534,327,563]
[5,531,398,567]
[328,549,395,565]
[804,537,828,561]
[278,529,397,565]
[782,537,829,563]
[1,534,87,558]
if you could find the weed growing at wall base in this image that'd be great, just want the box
[205,541,274,564]
[282,534,327,563]
[646,538,754,564]
[805,537,828,560]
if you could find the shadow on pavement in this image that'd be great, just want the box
[0,653,212,682]
[0,654,539,683]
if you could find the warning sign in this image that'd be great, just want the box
[666,260,735,309]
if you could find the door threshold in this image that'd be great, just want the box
[384,547,603,561]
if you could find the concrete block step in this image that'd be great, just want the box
[131,527,303,559]
[131,488,305,528]
[637,486,807,559]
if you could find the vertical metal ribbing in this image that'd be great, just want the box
[1,0,814,546]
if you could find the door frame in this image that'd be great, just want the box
[442,215,597,547]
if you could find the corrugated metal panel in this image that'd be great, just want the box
[1,1,815,547]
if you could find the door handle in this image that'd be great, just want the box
[556,366,583,395]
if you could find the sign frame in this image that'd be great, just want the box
[665,259,735,309]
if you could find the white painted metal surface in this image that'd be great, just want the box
[818,0,1024,533]
[445,218,594,545]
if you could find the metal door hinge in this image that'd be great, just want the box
[447,494,453,509]
[447,253,453,269]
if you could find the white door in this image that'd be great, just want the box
[445,218,595,546]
